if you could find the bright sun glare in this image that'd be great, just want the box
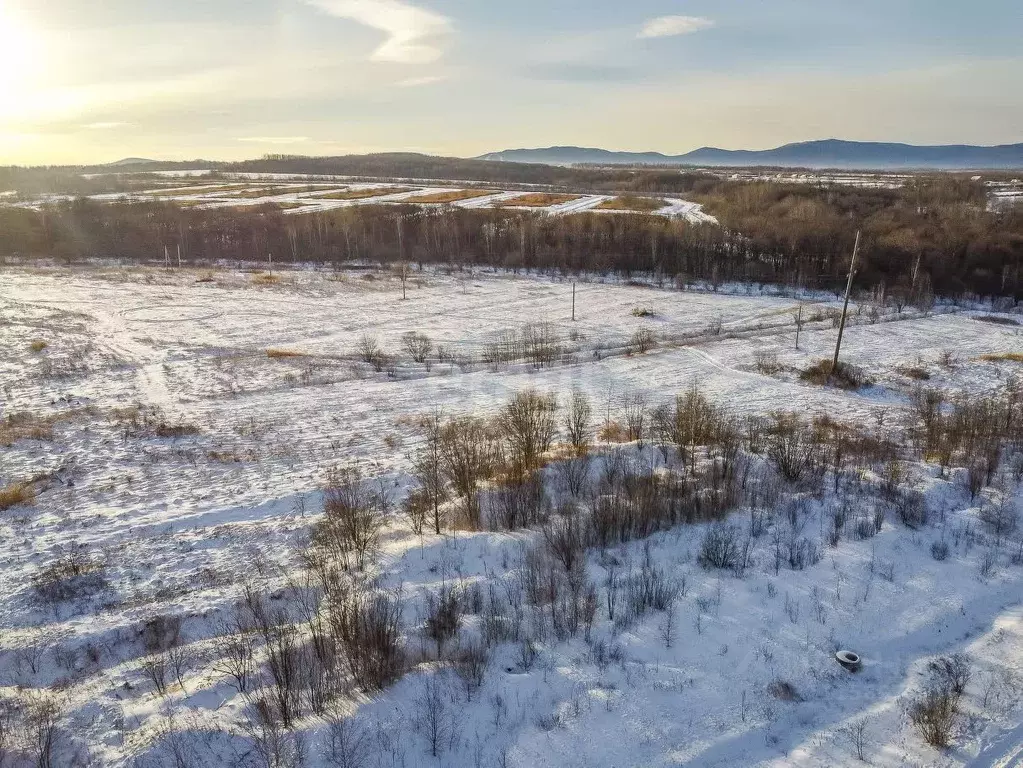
[0,5,39,103]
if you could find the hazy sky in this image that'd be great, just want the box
[1,0,1021,164]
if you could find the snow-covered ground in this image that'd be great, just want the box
[1,265,1021,767]
[13,179,717,222]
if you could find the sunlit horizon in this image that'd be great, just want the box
[1,0,1021,166]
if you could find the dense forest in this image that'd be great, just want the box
[1,161,1021,301]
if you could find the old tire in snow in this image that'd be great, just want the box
[836,650,861,672]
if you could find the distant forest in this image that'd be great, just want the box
[1,158,1021,301]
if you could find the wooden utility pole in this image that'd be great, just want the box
[268,252,273,277]
[831,230,861,374]
[795,303,803,350]
[572,282,576,321]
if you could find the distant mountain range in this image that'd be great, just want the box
[477,140,1023,170]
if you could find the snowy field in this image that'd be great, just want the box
[14,176,717,223]
[1,264,1022,767]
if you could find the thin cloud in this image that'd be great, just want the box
[83,121,130,130]
[638,15,715,39]
[303,0,452,63]
[237,136,310,144]
[396,74,447,87]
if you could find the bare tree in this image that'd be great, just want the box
[324,712,372,768]
[211,629,255,693]
[314,467,382,571]
[402,332,432,366]
[563,389,592,456]
[412,413,447,535]
[842,718,870,761]
[441,416,496,529]
[415,676,451,758]
[496,389,558,476]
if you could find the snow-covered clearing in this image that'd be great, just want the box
[1,265,1021,767]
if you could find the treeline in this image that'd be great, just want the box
[1,177,1021,299]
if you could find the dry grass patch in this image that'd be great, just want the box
[404,189,496,204]
[28,339,48,352]
[979,352,1023,363]
[498,193,580,208]
[266,348,308,359]
[896,365,931,380]
[0,412,56,446]
[0,482,35,511]
[146,183,253,197]
[598,421,628,443]
[252,272,281,284]
[222,184,339,199]
[597,195,666,212]
[800,359,873,390]
[312,187,414,201]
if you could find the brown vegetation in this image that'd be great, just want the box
[597,196,666,212]
[497,193,579,208]
[0,412,58,446]
[404,189,496,204]
[980,352,1023,363]
[311,187,414,201]
[266,348,308,359]
[800,359,873,390]
[0,481,35,511]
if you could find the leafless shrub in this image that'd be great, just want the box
[313,467,382,571]
[402,332,432,364]
[211,629,255,693]
[323,714,372,768]
[0,696,18,767]
[842,718,870,761]
[415,676,451,758]
[623,394,647,443]
[425,586,463,657]
[326,581,404,691]
[766,413,819,483]
[768,680,802,701]
[909,688,959,748]
[245,698,309,768]
[487,471,548,531]
[698,523,740,570]
[452,639,490,699]
[411,413,447,535]
[441,416,497,529]
[542,512,587,575]
[893,489,928,529]
[357,334,384,370]
[555,455,591,498]
[24,693,63,768]
[142,614,184,653]
[141,653,170,696]
[630,328,656,354]
[754,349,783,375]
[979,498,1018,542]
[521,322,562,368]
[930,540,950,561]
[402,489,429,536]
[564,390,592,456]
[32,545,109,606]
[652,385,721,471]
[496,389,558,476]
[928,654,971,699]
[910,653,971,748]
